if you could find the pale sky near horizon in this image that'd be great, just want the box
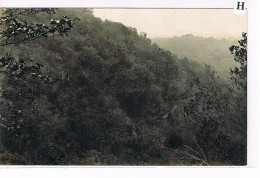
[93,9,247,39]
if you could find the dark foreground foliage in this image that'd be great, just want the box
[0,9,246,165]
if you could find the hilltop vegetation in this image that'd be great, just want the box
[152,35,239,77]
[0,9,246,165]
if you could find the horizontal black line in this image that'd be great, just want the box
[1,7,243,9]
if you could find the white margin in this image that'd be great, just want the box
[0,0,259,178]
[1,0,233,8]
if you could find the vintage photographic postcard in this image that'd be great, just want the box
[0,0,250,170]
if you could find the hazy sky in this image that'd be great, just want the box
[93,9,247,39]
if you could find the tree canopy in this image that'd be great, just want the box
[0,9,247,165]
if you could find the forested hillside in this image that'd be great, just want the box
[152,35,238,77]
[0,9,246,165]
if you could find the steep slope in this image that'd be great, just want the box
[0,9,246,165]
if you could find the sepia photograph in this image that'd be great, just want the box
[0,7,247,166]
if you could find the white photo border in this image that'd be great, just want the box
[0,0,259,178]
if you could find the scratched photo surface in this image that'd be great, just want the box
[0,9,247,165]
